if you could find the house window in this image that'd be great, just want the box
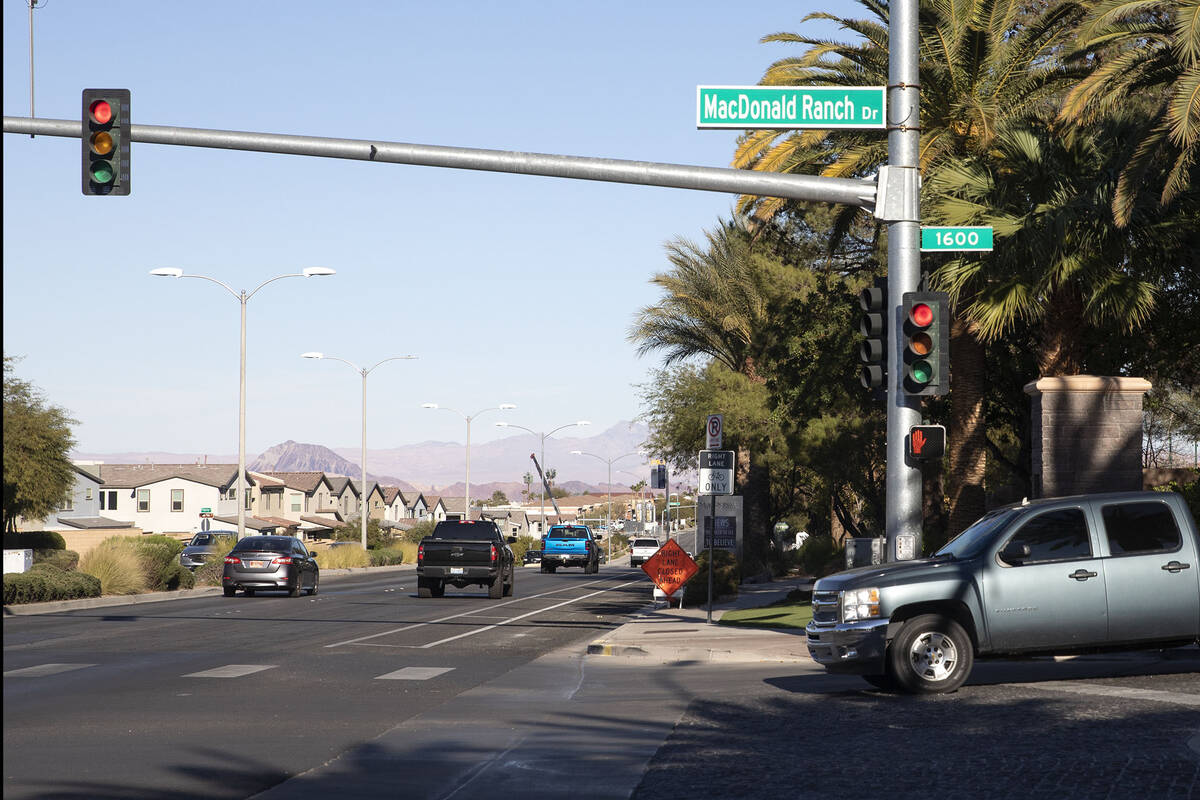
[227,487,237,501]
[85,488,93,501]
[137,489,150,512]
[100,490,117,510]
[245,491,251,511]
[171,489,184,512]
[290,493,302,513]
[61,496,74,511]
[304,496,310,513]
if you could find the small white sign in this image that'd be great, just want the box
[706,414,723,449]
[699,468,733,495]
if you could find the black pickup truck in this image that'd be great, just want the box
[416,519,517,598]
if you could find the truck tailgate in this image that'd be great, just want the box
[421,540,494,566]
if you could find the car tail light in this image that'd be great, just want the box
[417,543,424,564]
[490,544,497,563]
[271,556,293,565]
[224,556,241,564]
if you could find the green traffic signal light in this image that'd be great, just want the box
[82,89,130,196]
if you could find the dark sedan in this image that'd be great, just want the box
[222,535,319,597]
[523,549,542,565]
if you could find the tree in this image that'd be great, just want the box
[3,357,78,533]
[1060,0,1200,226]
[521,471,534,502]
[334,517,390,549]
[484,490,509,506]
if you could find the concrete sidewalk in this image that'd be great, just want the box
[586,574,815,664]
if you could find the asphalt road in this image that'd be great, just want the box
[3,564,652,800]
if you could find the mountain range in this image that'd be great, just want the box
[73,421,659,495]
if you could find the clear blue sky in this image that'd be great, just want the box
[3,0,841,455]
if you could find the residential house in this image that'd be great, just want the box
[424,495,447,523]
[438,496,467,522]
[408,493,430,520]
[20,463,133,533]
[481,507,530,538]
[82,463,250,536]
[352,481,386,521]
[326,476,361,520]
[381,487,409,523]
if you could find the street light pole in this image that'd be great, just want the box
[302,352,416,549]
[496,420,590,537]
[422,403,516,519]
[571,449,640,561]
[151,266,335,541]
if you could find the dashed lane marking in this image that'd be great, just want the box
[374,667,454,680]
[183,664,276,678]
[4,663,96,678]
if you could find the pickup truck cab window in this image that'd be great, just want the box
[935,508,1016,560]
[1101,501,1182,555]
[1001,507,1091,564]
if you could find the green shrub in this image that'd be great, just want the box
[318,544,371,569]
[796,535,843,577]
[34,548,79,570]
[1155,472,1200,523]
[3,563,101,604]
[509,536,539,562]
[3,530,66,550]
[399,521,436,544]
[193,557,225,587]
[78,537,147,595]
[369,546,405,566]
[138,534,185,556]
[682,549,739,606]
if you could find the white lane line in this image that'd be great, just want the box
[183,664,276,678]
[418,580,643,649]
[4,663,96,678]
[375,667,454,680]
[1026,680,1200,707]
[323,577,618,649]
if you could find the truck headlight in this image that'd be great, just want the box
[841,588,880,622]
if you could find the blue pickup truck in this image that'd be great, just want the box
[540,524,601,574]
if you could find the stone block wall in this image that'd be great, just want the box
[1024,376,1151,498]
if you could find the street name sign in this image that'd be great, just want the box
[641,538,699,597]
[920,227,994,252]
[698,449,735,495]
[697,86,886,129]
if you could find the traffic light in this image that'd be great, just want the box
[650,464,667,490]
[82,89,130,195]
[901,291,949,395]
[858,277,887,389]
[906,425,946,460]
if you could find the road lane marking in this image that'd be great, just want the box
[375,667,454,680]
[1026,680,1200,707]
[183,664,276,678]
[4,663,95,678]
[323,577,625,649]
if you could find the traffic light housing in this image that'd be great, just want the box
[901,291,949,395]
[858,277,888,389]
[650,464,667,490]
[82,89,130,195]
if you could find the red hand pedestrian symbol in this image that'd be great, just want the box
[912,428,926,455]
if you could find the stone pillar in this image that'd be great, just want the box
[1024,376,1151,498]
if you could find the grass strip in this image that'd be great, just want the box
[719,600,813,629]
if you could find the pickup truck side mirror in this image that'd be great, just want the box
[999,540,1031,565]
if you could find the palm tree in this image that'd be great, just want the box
[1059,0,1200,227]
[729,0,1088,536]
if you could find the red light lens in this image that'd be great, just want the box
[490,544,497,562]
[271,556,293,565]
[89,100,113,125]
[417,544,424,563]
[224,556,241,564]
[911,303,933,328]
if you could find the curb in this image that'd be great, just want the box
[3,563,411,616]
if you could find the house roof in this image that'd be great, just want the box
[54,515,133,529]
[381,486,406,505]
[213,515,281,532]
[300,514,342,528]
[71,463,104,484]
[438,496,466,514]
[351,480,381,498]
[257,471,329,493]
[95,464,245,490]
[326,475,358,496]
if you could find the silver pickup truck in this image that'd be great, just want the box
[806,491,1199,693]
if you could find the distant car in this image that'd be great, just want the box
[523,549,543,565]
[629,537,661,567]
[222,535,319,597]
[179,531,236,570]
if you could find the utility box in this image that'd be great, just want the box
[4,549,33,574]
[845,538,884,569]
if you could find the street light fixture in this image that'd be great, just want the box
[571,449,641,560]
[302,351,417,550]
[421,402,516,519]
[495,419,590,537]
[151,266,335,540]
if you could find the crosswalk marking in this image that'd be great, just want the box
[375,667,454,680]
[4,663,95,678]
[183,664,276,678]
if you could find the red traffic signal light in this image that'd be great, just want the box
[901,291,949,396]
[82,89,130,195]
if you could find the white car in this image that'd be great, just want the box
[629,537,661,567]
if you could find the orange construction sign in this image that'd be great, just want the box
[641,538,699,597]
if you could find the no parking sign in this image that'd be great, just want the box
[706,414,723,449]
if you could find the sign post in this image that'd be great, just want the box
[698,448,735,624]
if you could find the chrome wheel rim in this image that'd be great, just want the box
[909,631,958,682]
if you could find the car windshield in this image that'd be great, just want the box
[547,527,588,538]
[190,534,214,546]
[934,508,1019,560]
[231,537,292,554]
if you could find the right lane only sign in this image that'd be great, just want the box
[698,449,735,495]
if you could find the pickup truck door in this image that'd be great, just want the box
[983,506,1110,651]
[1096,498,1200,643]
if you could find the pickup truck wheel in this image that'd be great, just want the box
[503,567,514,597]
[223,586,236,597]
[431,581,445,598]
[888,614,973,694]
[417,577,433,598]
[488,573,503,599]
